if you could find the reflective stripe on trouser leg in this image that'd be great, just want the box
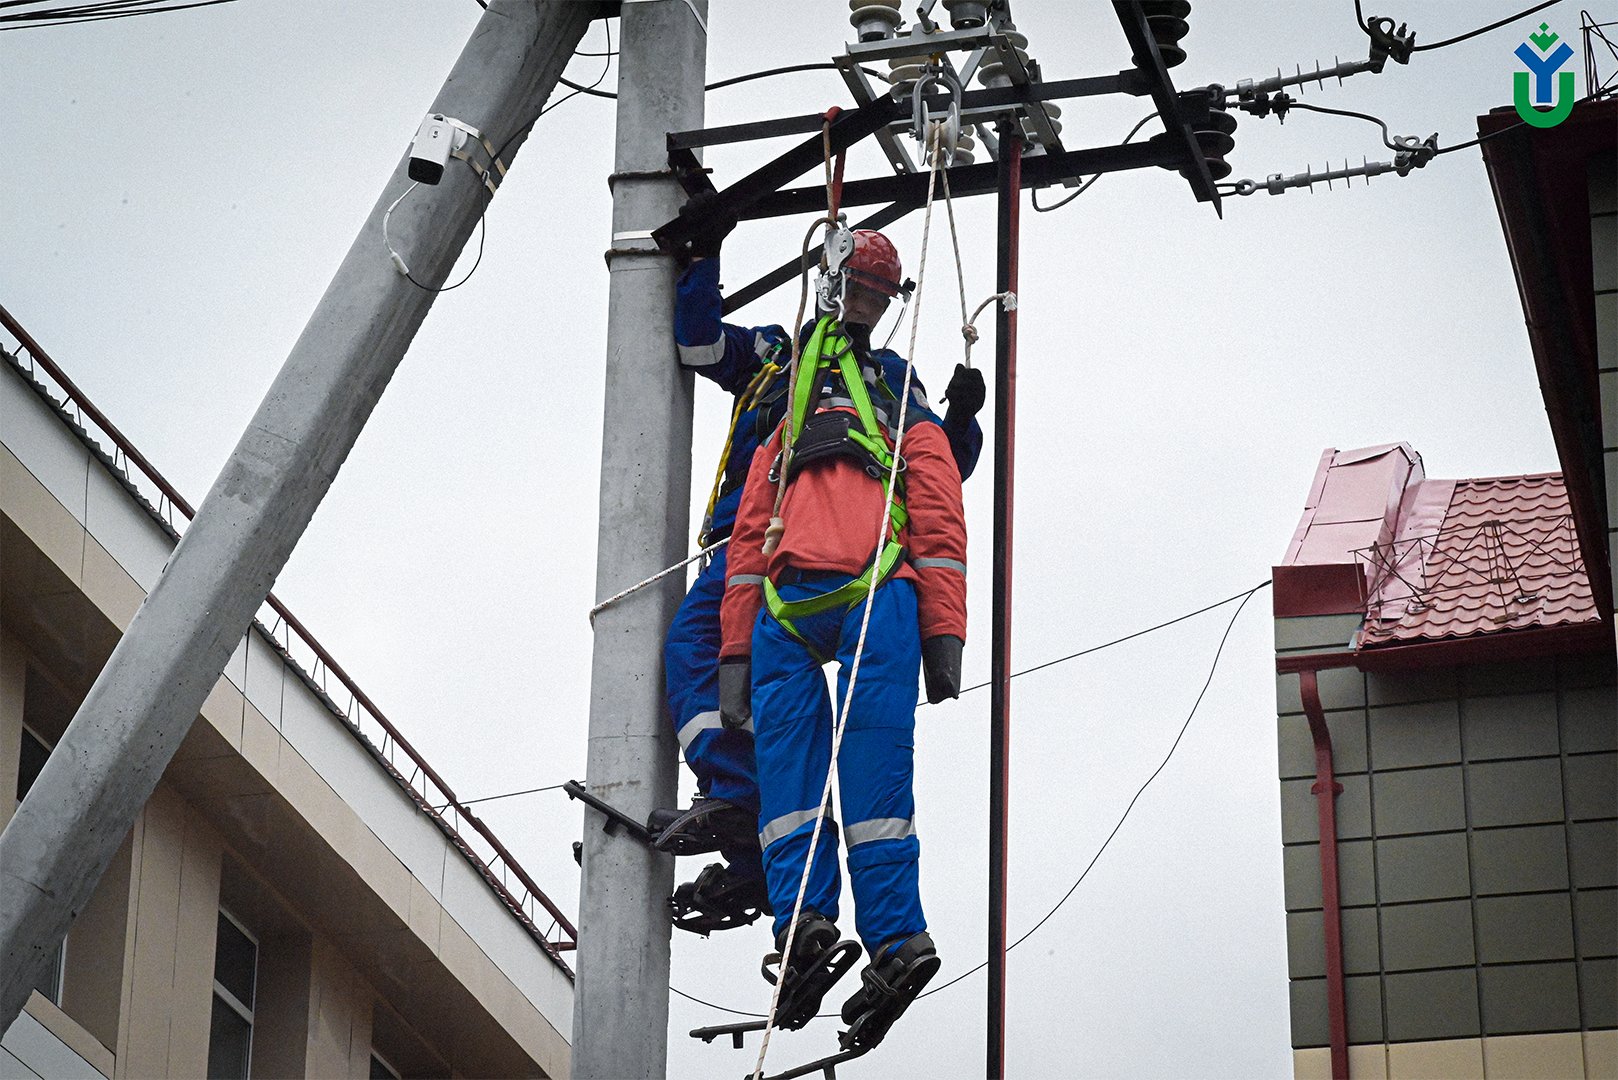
[664,547,760,818]
[752,574,925,948]
[753,595,844,938]
[833,578,924,953]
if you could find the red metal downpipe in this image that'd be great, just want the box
[1300,669,1349,1079]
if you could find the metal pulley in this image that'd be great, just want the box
[911,64,964,165]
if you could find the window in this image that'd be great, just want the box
[16,725,63,1006]
[206,910,257,1080]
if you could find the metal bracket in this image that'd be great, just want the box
[562,780,657,846]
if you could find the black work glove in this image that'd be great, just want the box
[718,658,752,728]
[921,636,963,704]
[942,364,986,428]
[682,190,738,261]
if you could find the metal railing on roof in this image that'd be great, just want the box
[1352,514,1585,625]
[0,304,578,974]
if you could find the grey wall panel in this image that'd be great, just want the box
[1368,700,1462,770]
[1375,832,1471,904]
[1476,893,1576,964]
[1280,774,1372,844]
[1381,900,1476,972]
[1384,967,1480,1042]
[1471,824,1571,895]
[1583,957,1617,1029]
[1559,654,1617,690]
[1276,614,1365,652]
[1283,840,1377,911]
[1286,907,1380,978]
[1596,291,1617,372]
[1277,711,1367,780]
[1467,758,1565,828]
[1479,962,1581,1035]
[1288,975,1384,1048]
[1571,821,1618,889]
[1562,686,1618,753]
[1367,667,1459,707]
[1373,766,1466,836]
[1464,693,1559,761]
[1463,659,1558,697]
[1576,888,1618,959]
[1565,752,1618,821]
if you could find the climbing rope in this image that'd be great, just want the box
[588,538,729,624]
[751,120,951,1080]
[763,115,845,558]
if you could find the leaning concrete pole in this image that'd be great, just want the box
[0,0,591,1033]
[571,1,706,1077]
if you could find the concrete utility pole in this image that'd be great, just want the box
[571,1,707,1077]
[0,0,591,1034]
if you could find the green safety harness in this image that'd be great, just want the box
[762,315,910,651]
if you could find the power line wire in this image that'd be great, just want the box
[456,581,1274,808]
[559,61,890,101]
[1415,0,1565,51]
[671,580,1270,1018]
[1353,0,1565,50]
[0,0,236,29]
[1032,111,1159,212]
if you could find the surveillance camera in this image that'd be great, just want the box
[409,113,466,185]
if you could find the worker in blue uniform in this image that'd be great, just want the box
[656,194,984,937]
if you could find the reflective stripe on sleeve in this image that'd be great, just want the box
[911,557,967,574]
[845,816,916,847]
[676,710,753,749]
[759,808,835,849]
[678,338,726,368]
[728,574,765,588]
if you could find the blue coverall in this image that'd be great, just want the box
[666,256,980,888]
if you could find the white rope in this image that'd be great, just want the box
[587,538,729,624]
[751,123,949,1080]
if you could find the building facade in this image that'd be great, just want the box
[1,324,575,1077]
[1271,98,1617,1079]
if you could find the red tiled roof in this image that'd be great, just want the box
[1358,474,1598,647]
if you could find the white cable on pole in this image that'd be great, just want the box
[588,538,730,623]
[751,122,950,1080]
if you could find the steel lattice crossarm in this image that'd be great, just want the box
[652,1,1232,315]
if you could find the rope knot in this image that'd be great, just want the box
[960,322,979,346]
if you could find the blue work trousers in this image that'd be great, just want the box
[753,575,926,954]
[664,545,763,879]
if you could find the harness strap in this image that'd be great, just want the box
[763,541,906,655]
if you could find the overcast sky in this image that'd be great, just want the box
[3,1,1596,1076]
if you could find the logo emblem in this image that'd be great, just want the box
[1513,23,1575,128]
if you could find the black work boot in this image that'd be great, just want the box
[647,796,756,856]
[763,912,861,1031]
[669,863,771,936]
[838,931,940,1051]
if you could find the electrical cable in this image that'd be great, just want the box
[1032,111,1158,212]
[670,580,1270,1019]
[447,582,1276,810]
[1435,89,1599,153]
[1412,0,1564,51]
[382,181,487,294]
[0,0,236,28]
[456,782,568,808]
[486,18,614,176]
[1284,100,1400,150]
[559,61,891,101]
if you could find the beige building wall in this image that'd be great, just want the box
[2,346,571,1076]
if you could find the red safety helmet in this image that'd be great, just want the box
[843,229,908,298]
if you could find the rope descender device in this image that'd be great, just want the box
[815,219,856,320]
[911,62,964,166]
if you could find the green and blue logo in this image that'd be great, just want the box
[1514,23,1575,128]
